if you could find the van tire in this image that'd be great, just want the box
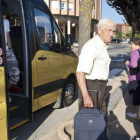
[62,78,76,107]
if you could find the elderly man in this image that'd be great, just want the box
[76,18,116,113]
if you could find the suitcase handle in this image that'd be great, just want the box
[88,90,98,109]
[82,106,104,115]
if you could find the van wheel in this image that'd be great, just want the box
[63,78,76,107]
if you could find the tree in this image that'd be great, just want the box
[115,29,122,39]
[135,31,140,38]
[107,0,140,38]
[125,31,132,39]
[78,0,94,55]
[126,30,140,39]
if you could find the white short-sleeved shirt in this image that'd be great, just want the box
[76,35,111,80]
[3,19,10,50]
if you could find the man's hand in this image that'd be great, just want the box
[76,72,94,108]
[83,95,94,108]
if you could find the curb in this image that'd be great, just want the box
[106,73,128,115]
[57,120,74,140]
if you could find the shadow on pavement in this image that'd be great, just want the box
[10,106,54,140]
[106,84,129,139]
[106,85,112,111]
[10,84,78,140]
[109,79,140,139]
[123,88,140,138]
[106,79,135,139]
[108,111,130,140]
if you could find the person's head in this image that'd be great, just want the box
[1,1,10,19]
[97,18,116,44]
[130,38,140,51]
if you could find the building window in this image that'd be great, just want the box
[51,0,58,9]
[60,2,66,10]
[68,3,73,11]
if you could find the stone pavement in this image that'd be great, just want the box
[42,70,140,140]
[108,92,140,140]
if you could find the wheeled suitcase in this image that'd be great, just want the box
[74,90,107,140]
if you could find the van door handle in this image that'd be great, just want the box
[38,57,47,60]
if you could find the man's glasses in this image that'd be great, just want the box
[105,29,115,34]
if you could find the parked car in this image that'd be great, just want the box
[73,41,78,47]
[120,41,129,44]
[111,39,121,43]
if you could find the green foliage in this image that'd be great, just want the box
[125,31,132,39]
[135,31,140,38]
[115,29,122,39]
[125,30,140,39]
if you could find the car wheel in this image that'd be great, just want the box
[63,78,76,107]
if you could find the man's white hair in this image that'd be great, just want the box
[97,18,116,29]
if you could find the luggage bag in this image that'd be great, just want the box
[74,90,107,140]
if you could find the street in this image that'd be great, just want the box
[72,43,130,71]
[108,43,130,71]
[10,43,130,140]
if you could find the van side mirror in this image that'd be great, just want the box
[65,34,73,51]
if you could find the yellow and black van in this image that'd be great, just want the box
[0,0,78,139]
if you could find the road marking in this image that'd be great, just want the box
[111,59,124,62]
[109,53,129,55]
[109,53,129,62]
[109,69,123,79]
[120,54,129,58]
[109,53,116,54]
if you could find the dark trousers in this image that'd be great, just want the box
[78,79,107,114]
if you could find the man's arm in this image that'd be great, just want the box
[7,32,13,51]
[76,71,93,108]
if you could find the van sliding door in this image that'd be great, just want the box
[0,0,32,131]
[0,1,8,139]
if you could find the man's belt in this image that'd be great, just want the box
[93,79,108,83]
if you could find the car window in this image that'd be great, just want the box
[34,8,53,45]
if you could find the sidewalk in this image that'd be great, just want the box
[42,70,140,140]
[108,91,140,140]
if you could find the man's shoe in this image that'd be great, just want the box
[126,112,137,118]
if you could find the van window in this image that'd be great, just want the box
[52,20,65,51]
[53,20,61,49]
[34,8,53,45]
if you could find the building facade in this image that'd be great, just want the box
[44,0,102,41]
[116,23,132,38]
